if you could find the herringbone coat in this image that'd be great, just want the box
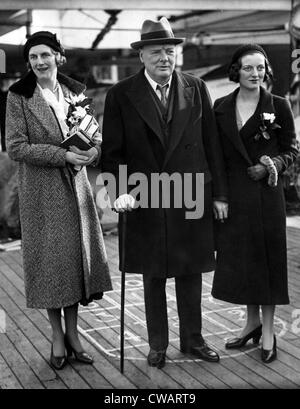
[6,71,112,308]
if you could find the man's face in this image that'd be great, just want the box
[140,44,176,84]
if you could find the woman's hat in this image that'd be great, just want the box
[230,44,268,66]
[131,17,184,50]
[23,31,65,61]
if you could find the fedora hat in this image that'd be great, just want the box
[131,17,184,50]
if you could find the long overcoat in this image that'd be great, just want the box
[102,69,227,277]
[212,86,299,305]
[6,71,112,309]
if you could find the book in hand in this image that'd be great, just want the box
[60,129,95,151]
[61,114,100,151]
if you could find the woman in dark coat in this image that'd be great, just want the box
[212,44,299,363]
[6,31,112,370]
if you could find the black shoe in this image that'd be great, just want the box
[181,343,220,362]
[261,335,277,364]
[64,335,94,364]
[7,226,21,240]
[50,345,67,370]
[225,325,262,349]
[147,349,166,369]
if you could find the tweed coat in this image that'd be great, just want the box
[6,71,112,308]
[101,69,228,278]
[212,86,299,305]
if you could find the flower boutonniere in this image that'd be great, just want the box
[64,93,102,145]
[254,112,281,141]
[65,93,93,128]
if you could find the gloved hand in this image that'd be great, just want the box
[213,201,229,223]
[113,194,135,212]
[247,164,268,181]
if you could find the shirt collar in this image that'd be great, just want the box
[144,69,172,92]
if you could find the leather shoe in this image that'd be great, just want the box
[225,325,262,349]
[147,349,166,369]
[50,345,67,370]
[64,335,94,365]
[261,336,277,364]
[181,343,220,362]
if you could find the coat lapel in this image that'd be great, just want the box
[163,71,194,167]
[126,70,166,147]
[214,88,253,165]
[11,71,85,145]
[27,86,62,143]
[239,86,275,143]
[259,86,276,114]
[60,82,73,100]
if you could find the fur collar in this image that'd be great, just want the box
[9,70,85,98]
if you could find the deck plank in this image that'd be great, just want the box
[0,259,136,389]
[0,223,300,389]
[0,353,23,389]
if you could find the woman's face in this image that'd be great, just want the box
[28,44,57,81]
[239,52,266,90]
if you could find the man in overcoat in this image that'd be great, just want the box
[101,17,228,369]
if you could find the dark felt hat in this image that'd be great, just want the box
[131,17,184,50]
[230,44,268,66]
[23,31,65,61]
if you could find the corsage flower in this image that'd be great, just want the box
[62,93,102,172]
[65,93,93,128]
[254,112,281,141]
[64,92,102,144]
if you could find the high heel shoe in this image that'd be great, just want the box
[50,345,67,370]
[261,335,277,363]
[225,324,262,349]
[64,335,94,365]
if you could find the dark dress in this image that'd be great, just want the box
[212,86,299,305]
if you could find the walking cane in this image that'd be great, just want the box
[119,211,127,374]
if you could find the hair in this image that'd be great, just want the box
[52,50,67,66]
[228,51,273,83]
[26,47,66,70]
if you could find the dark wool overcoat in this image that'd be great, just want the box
[212,86,299,305]
[101,69,227,278]
[6,71,112,309]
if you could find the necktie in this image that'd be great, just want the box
[156,84,169,107]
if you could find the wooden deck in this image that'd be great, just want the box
[1,217,300,389]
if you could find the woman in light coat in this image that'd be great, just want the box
[6,31,112,369]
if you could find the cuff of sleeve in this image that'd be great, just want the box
[90,145,101,168]
[271,157,284,173]
[213,196,228,202]
[53,147,68,167]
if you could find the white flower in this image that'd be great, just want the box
[76,93,86,102]
[68,116,78,125]
[71,106,86,119]
[262,113,275,123]
[65,93,86,105]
